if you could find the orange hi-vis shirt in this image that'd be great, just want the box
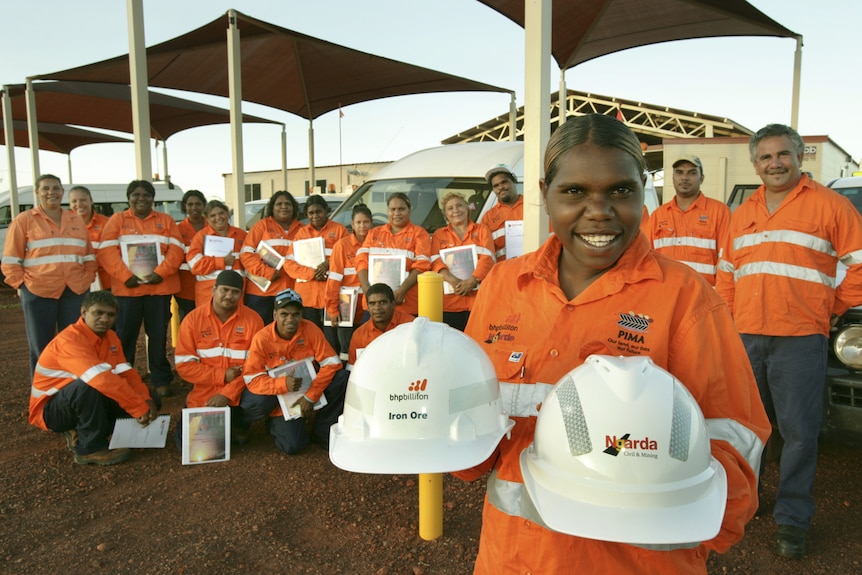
[187,224,248,305]
[716,174,862,337]
[97,209,184,297]
[29,317,151,430]
[456,234,769,575]
[325,233,365,319]
[174,302,263,408]
[430,221,496,312]
[648,193,730,286]
[86,212,112,291]
[243,319,343,417]
[347,309,414,370]
[480,195,523,261]
[356,221,431,316]
[177,217,205,301]
[284,219,348,309]
[2,207,96,298]
[239,217,302,297]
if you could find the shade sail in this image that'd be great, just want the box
[0,119,131,155]
[2,81,278,141]
[476,0,798,70]
[35,10,511,120]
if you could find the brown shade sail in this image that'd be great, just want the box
[0,119,131,155]
[476,0,798,70]
[2,81,278,142]
[35,10,511,121]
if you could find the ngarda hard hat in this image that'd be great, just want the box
[330,317,514,474]
[519,355,727,545]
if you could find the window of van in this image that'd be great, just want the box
[331,177,513,234]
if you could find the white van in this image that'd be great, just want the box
[0,181,185,247]
[328,141,659,233]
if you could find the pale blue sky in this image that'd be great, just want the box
[1,0,860,198]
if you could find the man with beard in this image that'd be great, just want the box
[347,283,413,371]
[174,270,263,446]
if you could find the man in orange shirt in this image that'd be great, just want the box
[347,283,413,371]
[240,289,347,454]
[2,174,97,376]
[29,290,159,466]
[717,124,862,559]
[174,270,263,445]
[648,155,729,285]
[480,164,523,261]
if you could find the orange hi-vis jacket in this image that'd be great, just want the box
[29,317,151,430]
[239,217,302,297]
[243,319,343,417]
[325,233,365,319]
[456,234,769,575]
[187,224,248,305]
[347,309,414,370]
[174,302,263,408]
[716,174,862,337]
[86,212,112,291]
[177,217,205,301]
[284,219,348,309]
[356,221,431,316]
[97,209,184,297]
[430,221,496,312]
[2,207,96,297]
[648,193,730,286]
[479,195,523,261]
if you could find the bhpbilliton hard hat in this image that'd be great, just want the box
[329,317,514,474]
[519,355,727,545]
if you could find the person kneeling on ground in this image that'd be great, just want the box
[28,290,160,466]
[240,288,347,455]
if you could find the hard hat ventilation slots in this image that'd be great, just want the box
[556,377,592,457]
[669,387,692,461]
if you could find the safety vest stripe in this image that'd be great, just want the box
[652,236,716,250]
[2,255,23,265]
[498,381,554,418]
[35,364,77,379]
[21,254,92,267]
[197,347,249,360]
[169,237,185,250]
[495,247,507,259]
[174,354,198,365]
[475,246,495,260]
[179,263,191,271]
[80,363,113,383]
[320,355,341,367]
[26,237,89,250]
[266,239,291,247]
[114,363,134,374]
[492,228,506,240]
[733,229,836,257]
[100,239,119,248]
[369,247,415,259]
[240,245,256,254]
[706,418,765,479]
[30,385,60,399]
[718,259,734,273]
[325,248,333,256]
[485,472,546,526]
[430,254,441,263]
[243,371,266,385]
[679,260,717,275]
[734,261,836,288]
[90,240,102,249]
[187,253,203,268]
[840,248,862,266]
[329,271,344,281]
[343,266,356,275]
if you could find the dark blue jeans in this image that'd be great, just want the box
[20,285,86,377]
[115,294,173,388]
[239,369,348,455]
[42,379,133,455]
[742,333,827,530]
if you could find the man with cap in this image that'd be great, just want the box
[346,283,414,371]
[239,288,348,455]
[174,270,263,445]
[647,155,730,286]
[480,164,523,261]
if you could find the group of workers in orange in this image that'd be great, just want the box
[4,114,859,570]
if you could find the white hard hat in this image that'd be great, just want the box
[519,355,727,545]
[330,317,514,474]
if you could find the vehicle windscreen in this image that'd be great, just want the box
[330,177,493,234]
[834,186,862,214]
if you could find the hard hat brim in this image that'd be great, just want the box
[519,447,728,545]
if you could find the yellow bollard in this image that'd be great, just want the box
[170,296,180,348]
[417,271,444,541]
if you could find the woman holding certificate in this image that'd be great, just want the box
[356,192,432,317]
[187,200,248,306]
[283,195,348,338]
[239,191,302,324]
[175,190,207,321]
[430,193,496,331]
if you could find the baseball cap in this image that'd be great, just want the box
[214,270,244,290]
[485,163,517,184]
[672,155,703,171]
[274,288,303,310]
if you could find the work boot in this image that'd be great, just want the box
[62,429,78,452]
[73,448,131,466]
[775,524,807,559]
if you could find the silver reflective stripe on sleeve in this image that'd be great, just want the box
[498,381,554,417]
[113,363,134,374]
[329,271,344,281]
[706,417,766,480]
[491,228,506,240]
[174,354,199,365]
[320,355,341,367]
[30,385,61,399]
[840,248,862,266]
[80,363,113,383]
[679,261,717,275]
[243,372,266,385]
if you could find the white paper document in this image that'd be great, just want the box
[368,254,407,291]
[439,245,478,295]
[504,220,524,259]
[271,358,328,420]
[204,234,235,257]
[120,234,164,280]
[109,415,170,449]
[293,237,326,268]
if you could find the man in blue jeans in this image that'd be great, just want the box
[717,124,862,558]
